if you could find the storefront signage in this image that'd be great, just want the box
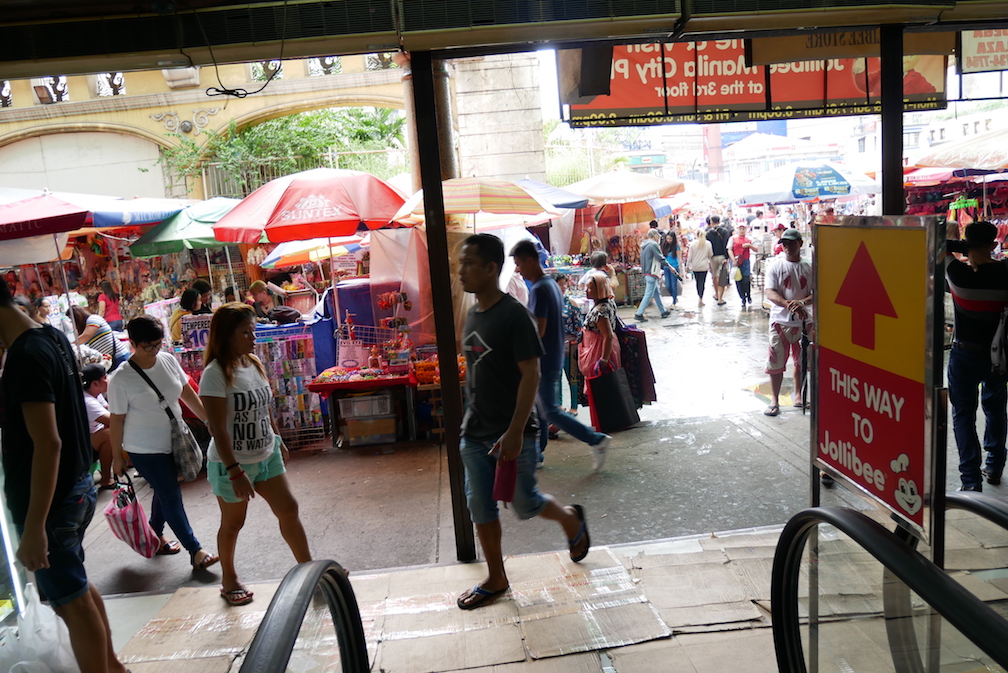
[563,42,947,128]
[816,222,932,535]
[959,30,1008,74]
[747,32,955,65]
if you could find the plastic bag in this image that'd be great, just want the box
[104,474,160,558]
[0,626,29,672]
[14,583,80,673]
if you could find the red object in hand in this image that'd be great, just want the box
[493,459,517,503]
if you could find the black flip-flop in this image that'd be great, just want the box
[457,584,508,610]
[568,504,590,562]
[764,404,780,417]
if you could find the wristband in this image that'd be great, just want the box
[228,470,245,481]
[224,462,240,472]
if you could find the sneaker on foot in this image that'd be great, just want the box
[592,435,611,471]
[660,311,670,318]
[634,314,648,322]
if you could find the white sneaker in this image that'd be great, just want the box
[592,435,611,471]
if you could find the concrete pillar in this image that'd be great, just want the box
[394,52,457,193]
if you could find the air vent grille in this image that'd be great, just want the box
[0,2,396,62]
[691,0,950,10]
[398,0,681,32]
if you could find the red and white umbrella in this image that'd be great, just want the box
[214,168,409,244]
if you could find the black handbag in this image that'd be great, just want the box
[586,367,639,433]
[127,359,204,482]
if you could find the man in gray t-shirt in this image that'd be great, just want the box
[456,234,591,611]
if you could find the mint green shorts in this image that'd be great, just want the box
[208,437,286,503]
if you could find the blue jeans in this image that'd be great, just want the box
[635,274,666,317]
[128,452,202,555]
[663,267,679,304]
[460,435,545,524]
[557,346,578,412]
[19,472,96,607]
[948,345,1008,489]
[538,368,605,451]
[735,258,752,302]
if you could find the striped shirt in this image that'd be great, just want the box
[84,314,117,357]
[946,259,1008,347]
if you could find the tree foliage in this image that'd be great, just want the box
[160,107,407,195]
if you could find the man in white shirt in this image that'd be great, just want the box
[81,364,114,489]
[763,229,813,417]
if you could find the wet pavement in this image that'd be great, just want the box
[82,278,977,598]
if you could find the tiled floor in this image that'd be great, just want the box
[107,512,1008,673]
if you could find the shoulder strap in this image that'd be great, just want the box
[127,358,177,421]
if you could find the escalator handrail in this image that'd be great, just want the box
[884,491,1008,673]
[945,491,1008,530]
[772,506,1008,673]
[239,560,369,673]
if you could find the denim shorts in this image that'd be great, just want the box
[208,438,285,503]
[18,472,96,608]
[460,435,546,524]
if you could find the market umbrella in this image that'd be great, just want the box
[659,191,719,215]
[903,167,997,186]
[392,177,559,230]
[595,198,672,228]
[516,179,589,209]
[736,162,880,205]
[565,171,685,204]
[914,127,1008,171]
[394,177,557,222]
[0,193,93,350]
[130,197,248,295]
[260,235,364,269]
[213,168,409,244]
[130,198,243,257]
[83,196,196,228]
[0,193,90,243]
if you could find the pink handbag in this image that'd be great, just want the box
[104,474,160,559]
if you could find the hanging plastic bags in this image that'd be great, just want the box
[8,583,81,673]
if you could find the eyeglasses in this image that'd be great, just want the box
[138,340,162,353]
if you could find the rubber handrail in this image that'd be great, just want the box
[885,491,1008,673]
[239,560,369,673]
[772,507,1008,673]
[945,491,1008,530]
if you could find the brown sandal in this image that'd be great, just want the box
[192,550,219,570]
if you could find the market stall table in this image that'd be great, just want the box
[308,372,419,446]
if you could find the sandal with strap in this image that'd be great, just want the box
[568,504,590,563]
[156,540,182,555]
[192,550,220,571]
[457,584,508,610]
[220,586,254,606]
[764,404,780,417]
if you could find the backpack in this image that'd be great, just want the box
[992,305,1008,375]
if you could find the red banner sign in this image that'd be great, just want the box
[565,41,946,127]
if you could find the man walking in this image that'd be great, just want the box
[728,223,759,307]
[706,215,730,305]
[0,279,128,673]
[634,228,674,322]
[456,234,590,611]
[512,240,612,471]
[763,228,813,417]
[946,221,1008,491]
